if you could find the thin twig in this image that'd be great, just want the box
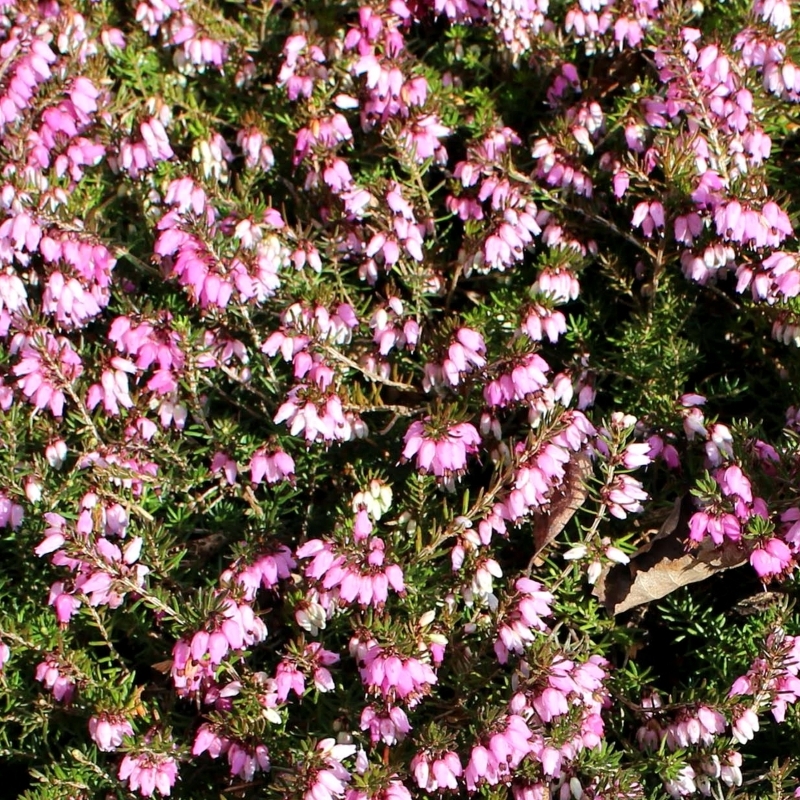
[321,344,418,391]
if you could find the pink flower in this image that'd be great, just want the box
[602,474,648,518]
[35,655,76,703]
[754,0,792,31]
[665,765,697,798]
[750,538,793,578]
[300,738,356,800]
[631,201,665,238]
[87,358,136,416]
[674,212,703,245]
[250,447,295,484]
[345,778,411,800]
[532,686,569,722]
[227,741,270,781]
[692,509,742,545]
[45,439,68,469]
[193,724,232,760]
[731,707,759,744]
[171,601,267,697]
[402,418,481,479]
[296,535,405,609]
[662,706,726,750]
[89,713,134,751]
[397,114,450,163]
[234,546,295,598]
[119,751,179,797]
[0,494,24,529]
[621,442,653,469]
[48,581,82,624]
[211,451,239,485]
[411,749,462,792]
[11,330,83,417]
[275,387,363,444]
[522,305,567,343]
[358,643,437,706]
[440,327,486,385]
[483,354,550,408]
[494,578,553,664]
[0,640,9,670]
[465,715,533,791]
[360,704,411,745]
[274,657,305,701]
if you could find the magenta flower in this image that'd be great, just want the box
[750,538,793,578]
[464,715,533,791]
[688,509,742,545]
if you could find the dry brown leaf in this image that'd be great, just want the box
[593,496,748,615]
[531,451,592,557]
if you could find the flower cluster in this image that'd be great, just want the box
[4,0,800,799]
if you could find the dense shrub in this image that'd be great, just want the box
[2,0,800,797]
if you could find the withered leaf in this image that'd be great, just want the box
[593,496,748,615]
[532,451,593,557]
[186,531,228,561]
[733,590,785,617]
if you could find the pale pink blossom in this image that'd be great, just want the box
[402,418,481,479]
[89,713,134,751]
[119,751,179,797]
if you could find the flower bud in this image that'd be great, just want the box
[46,440,68,469]
[418,610,436,627]
[25,479,42,503]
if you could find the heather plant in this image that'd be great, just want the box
[4,0,800,798]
